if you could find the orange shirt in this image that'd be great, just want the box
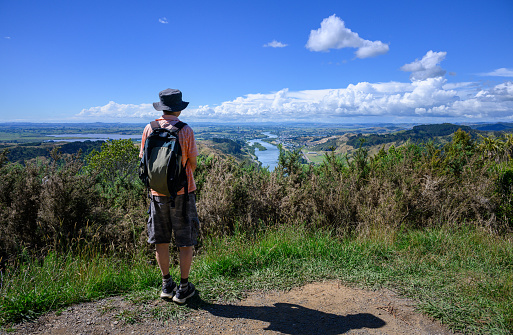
[139,115,199,196]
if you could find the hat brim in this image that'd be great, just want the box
[153,101,189,112]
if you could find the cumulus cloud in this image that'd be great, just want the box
[78,101,156,118]
[78,81,513,122]
[475,81,513,101]
[185,78,455,120]
[263,40,288,48]
[479,68,513,77]
[400,51,447,81]
[185,79,511,121]
[158,17,168,24]
[306,14,389,59]
[451,82,513,118]
[78,52,513,123]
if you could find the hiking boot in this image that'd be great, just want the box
[160,277,177,298]
[172,282,195,303]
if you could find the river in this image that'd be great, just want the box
[248,132,280,171]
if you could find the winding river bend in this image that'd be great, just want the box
[248,132,280,171]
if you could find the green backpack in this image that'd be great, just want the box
[139,121,188,202]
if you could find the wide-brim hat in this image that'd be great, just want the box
[153,88,189,112]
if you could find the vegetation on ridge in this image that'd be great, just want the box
[346,123,479,148]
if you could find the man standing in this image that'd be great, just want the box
[140,89,199,303]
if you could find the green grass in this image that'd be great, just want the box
[0,252,162,325]
[1,225,512,334]
[0,131,55,143]
[303,150,326,164]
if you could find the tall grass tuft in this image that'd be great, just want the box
[0,251,161,325]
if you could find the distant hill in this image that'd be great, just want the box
[347,123,479,148]
[471,123,513,132]
[197,137,253,164]
[2,141,104,164]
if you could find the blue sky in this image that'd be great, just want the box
[1,0,512,124]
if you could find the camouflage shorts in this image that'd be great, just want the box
[147,193,199,247]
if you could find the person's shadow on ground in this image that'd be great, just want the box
[184,292,386,335]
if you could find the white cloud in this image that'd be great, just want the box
[78,101,156,118]
[400,51,447,81]
[355,40,389,59]
[77,52,513,123]
[4,36,11,39]
[443,82,474,90]
[475,81,513,101]
[184,79,512,122]
[479,68,513,77]
[263,40,288,48]
[78,81,513,122]
[306,14,389,59]
[158,17,168,24]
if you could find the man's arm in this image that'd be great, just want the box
[188,155,197,173]
[183,125,198,173]
[139,124,151,158]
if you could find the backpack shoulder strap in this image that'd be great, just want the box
[174,121,187,131]
[150,121,160,130]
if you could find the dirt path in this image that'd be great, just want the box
[4,281,455,335]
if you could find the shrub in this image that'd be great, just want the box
[197,157,281,236]
[85,139,144,208]
[37,150,98,252]
[196,129,510,237]
[2,129,513,266]
[0,149,99,261]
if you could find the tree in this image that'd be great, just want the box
[85,139,143,207]
[85,139,139,183]
[478,134,504,162]
[444,129,475,176]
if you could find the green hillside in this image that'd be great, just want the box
[1,141,104,164]
[346,123,480,148]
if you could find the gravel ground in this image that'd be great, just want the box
[2,281,456,335]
